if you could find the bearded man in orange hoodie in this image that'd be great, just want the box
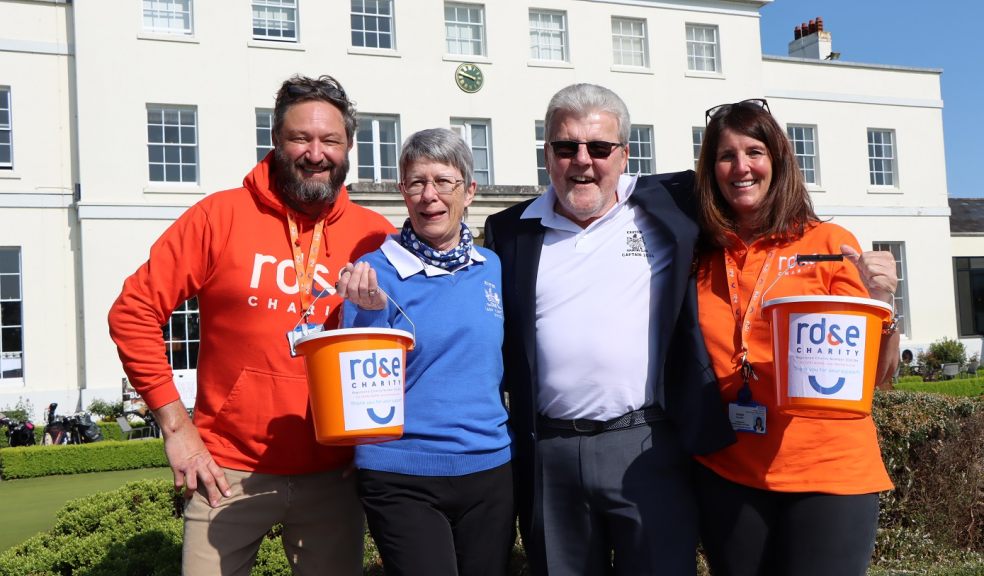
[109,74,393,576]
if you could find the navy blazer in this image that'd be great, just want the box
[483,170,735,568]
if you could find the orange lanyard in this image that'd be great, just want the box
[723,245,777,367]
[286,209,327,315]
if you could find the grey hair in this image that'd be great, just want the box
[544,83,631,144]
[399,128,474,186]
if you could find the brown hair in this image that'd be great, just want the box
[273,75,357,144]
[695,102,818,248]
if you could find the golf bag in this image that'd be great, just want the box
[0,415,36,447]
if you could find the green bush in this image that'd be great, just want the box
[0,440,167,479]
[872,391,984,572]
[0,479,384,576]
[0,397,34,423]
[87,399,125,422]
[918,337,967,375]
[0,480,182,576]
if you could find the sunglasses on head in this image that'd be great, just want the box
[285,80,348,101]
[705,98,771,125]
[549,140,625,159]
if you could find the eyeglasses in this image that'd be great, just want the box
[705,98,771,125]
[401,177,464,197]
[549,140,625,160]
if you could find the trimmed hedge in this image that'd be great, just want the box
[896,378,984,398]
[0,440,167,479]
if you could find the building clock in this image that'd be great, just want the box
[454,62,484,93]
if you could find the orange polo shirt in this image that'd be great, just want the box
[694,222,893,494]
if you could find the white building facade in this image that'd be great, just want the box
[0,0,965,418]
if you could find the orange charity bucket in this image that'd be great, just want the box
[294,327,414,445]
[762,295,892,419]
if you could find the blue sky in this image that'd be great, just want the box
[758,0,983,198]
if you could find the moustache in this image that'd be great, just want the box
[296,160,332,173]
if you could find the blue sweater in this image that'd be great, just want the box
[341,238,512,476]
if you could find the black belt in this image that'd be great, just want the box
[538,406,666,434]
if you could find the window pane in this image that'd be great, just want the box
[871,242,908,336]
[0,250,17,274]
[626,125,653,176]
[867,129,896,187]
[148,105,198,183]
[351,0,393,48]
[686,24,718,72]
[0,87,12,168]
[0,247,23,380]
[0,275,19,300]
[612,17,648,67]
[787,125,818,185]
[530,10,568,61]
[356,115,400,182]
[252,0,298,41]
[143,0,193,35]
[446,3,485,56]
[1,301,21,325]
[255,108,273,162]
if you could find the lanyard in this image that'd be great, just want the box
[723,245,777,403]
[286,209,327,317]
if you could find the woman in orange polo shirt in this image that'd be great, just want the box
[693,99,901,575]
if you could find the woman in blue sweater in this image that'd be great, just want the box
[338,128,513,576]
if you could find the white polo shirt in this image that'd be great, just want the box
[524,174,673,420]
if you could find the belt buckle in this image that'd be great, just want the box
[572,418,600,433]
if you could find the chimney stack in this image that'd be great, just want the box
[788,16,833,61]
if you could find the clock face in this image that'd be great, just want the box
[455,63,484,93]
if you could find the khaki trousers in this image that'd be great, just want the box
[182,467,364,576]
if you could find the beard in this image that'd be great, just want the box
[272,147,349,209]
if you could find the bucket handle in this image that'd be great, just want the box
[376,286,417,350]
[292,284,417,349]
[759,253,896,319]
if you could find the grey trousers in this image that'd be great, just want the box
[534,420,697,576]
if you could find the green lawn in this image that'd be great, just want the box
[895,378,984,397]
[0,467,172,551]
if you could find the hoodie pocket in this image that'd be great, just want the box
[209,368,314,463]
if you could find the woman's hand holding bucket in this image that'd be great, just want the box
[337,262,387,310]
[841,245,898,305]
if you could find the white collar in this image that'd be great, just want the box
[380,235,485,278]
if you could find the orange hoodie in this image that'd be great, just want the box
[109,156,394,474]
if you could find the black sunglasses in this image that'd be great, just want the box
[705,98,771,125]
[549,140,625,159]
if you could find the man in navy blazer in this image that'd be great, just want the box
[484,83,734,575]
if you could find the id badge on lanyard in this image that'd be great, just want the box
[284,209,331,357]
[724,247,776,435]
